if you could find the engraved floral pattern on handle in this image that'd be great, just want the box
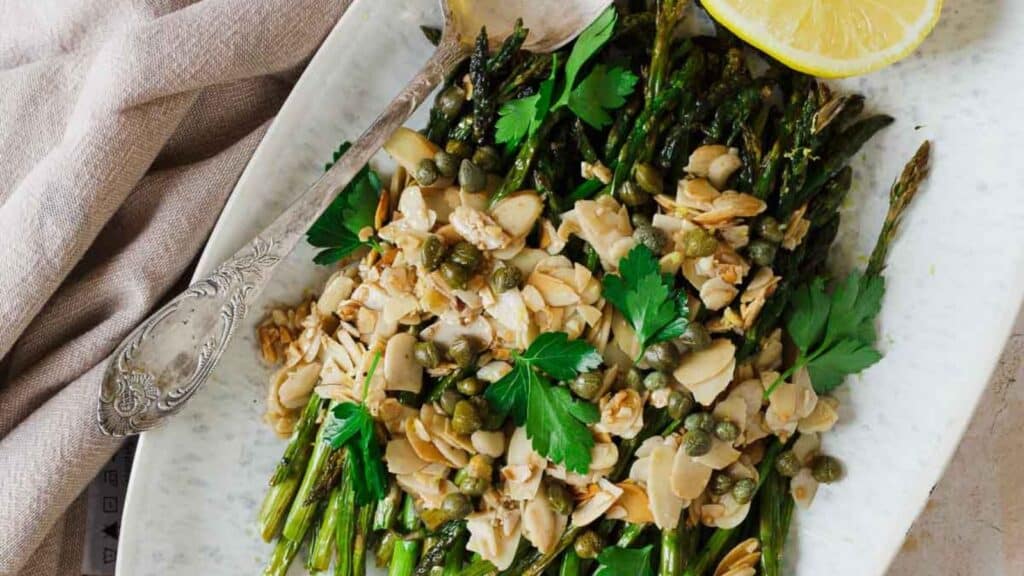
[97,238,280,437]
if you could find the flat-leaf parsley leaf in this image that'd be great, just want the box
[485,332,602,473]
[307,142,382,265]
[595,545,655,576]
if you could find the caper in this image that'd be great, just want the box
[447,337,477,369]
[643,371,671,391]
[683,227,718,258]
[489,265,522,293]
[617,180,649,207]
[634,162,664,196]
[630,213,652,229]
[643,341,679,372]
[775,451,802,478]
[546,480,574,515]
[420,508,450,531]
[437,85,466,118]
[753,216,784,243]
[445,139,472,160]
[714,419,740,442]
[676,323,711,353]
[451,400,482,435]
[414,340,442,368]
[633,224,668,254]
[434,150,459,178]
[459,159,486,193]
[684,412,715,434]
[439,389,463,416]
[731,478,757,504]
[421,235,446,271]
[748,239,778,267]
[441,492,472,520]
[449,241,482,271]
[415,158,439,186]
[709,473,735,496]
[471,146,501,172]
[622,367,645,392]
[458,475,489,497]
[570,371,603,400]
[683,429,712,457]
[466,454,493,479]
[456,376,484,396]
[573,531,603,560]
[439,261,470,289]
[811,455,842,484]
[468,396,491,426]
[667,389,695,421]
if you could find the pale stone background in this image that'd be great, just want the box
[888,309,1023,575]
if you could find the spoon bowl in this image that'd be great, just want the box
[447,0,611,51]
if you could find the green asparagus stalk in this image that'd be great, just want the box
[334,465,358,576]
[659,527,682,576]
[488,18,527,77]
[391,539,423,576]
[377,531,400,568]
[456,558,496,576]
[604,95,642,162]
[259,471,304,542]
[806,166,852,226]
[646,0,689,102]
[374,482,402,531]
[308,463,348,572]
[498,54,551,102]
[616,523,649,547]
[353,502,377,576]
[507,526,583,576]
[757,468,789,576]
[443,533,469,576]
[415,522,468,576]
[263,536,303,576]
[271,395,322,486]
[471,28,496,145]
[490,108,567,207]
[559,549,582,576]
[307,446,345,505]
[867,141,931,277]
[282,401,339,542]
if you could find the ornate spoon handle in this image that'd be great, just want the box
[98,38,470,437]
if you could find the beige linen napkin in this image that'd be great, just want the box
[0,0,348,573]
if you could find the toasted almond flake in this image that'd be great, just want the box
[791,468,819,509]
[699,277,740,311]
[685,145,730,179]
[792,432,821,466]
[386,439,430,475]
[714,538,760,576]
[471,430,507,458]
[538,218,566,255]
[648,444,686,529]
[615,481,654,524]
[528,272,581,307]
[674,339,736,387]
[781,204,811,251]
[708,493,751,529]
[405,418,446,464]
[384,127,442,175]
[693,439,741,470]
[420,314,494,351]
[590,442,619,472]
[384,332,423,393]
[491,191,543,238]
[671,448,713,500]
[571,479,624,527]
[799,395,839,433]
[450,205,512,250]
[317,273,356,316]
[692,192,767,225]
[477,360,513,383]
[708,151,743,190]
[558,198,635,271]
[504,427,544,500]
[522,485,567,554]
[598,389,644,439]
[377,397,416,434]
[712,396,749,443]
[466,507,521,571]
[492,236,527,260]
[277,362,321,409]
[433,436,469,468]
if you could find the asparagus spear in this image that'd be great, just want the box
[334,463,358,576]
[498,54,551,102]
[271,395,323,485]
[415,521,468,576]
[757,468,790,576]
[471,28,496,145]
[259,469,305,542]
[307,458,349,572]
[488,18,527,77]
[867,141,931,277]
[616,523,649,547]
[490,108,567,207]
[559,549,582,576]
[282,401,340,541]
[646,0,689,102]
[374,482,403,531]
[391,539,423,576]
[353,502,377,576]
[443,533,469,576]
[659,527,682,576]
[263,536,303,576]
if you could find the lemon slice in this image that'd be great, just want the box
[701,0,942,78]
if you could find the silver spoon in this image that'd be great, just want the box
[97,0,611,436]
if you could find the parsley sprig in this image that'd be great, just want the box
[602,244,690,360]
[485,332,602,473]
[595,545,655,576]
[494,7,638,149]
[323,351,387,504]
[307,142,382,265]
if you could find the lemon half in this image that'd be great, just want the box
[701,0,943,78]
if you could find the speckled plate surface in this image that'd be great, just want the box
[117,0,1024,574]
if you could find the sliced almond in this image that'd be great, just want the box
[708,152,743,190]
[671,448,712,500]
[572,479,624,527]
[791,468,819,509]
[386,439,430,475]
[491,191,543,238]
[674,339,736,387]
[685,145,729,178]
[615,481,654,524]
[405,418,446,464]
[384,332,423,393]
[692,192,767,225]
[647,444,685,530]
[693,439,741,470]
[528,272,581,306]
[277,362,321,409]
[384,127,442,176]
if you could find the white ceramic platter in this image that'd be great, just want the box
[117,0,1024,574]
